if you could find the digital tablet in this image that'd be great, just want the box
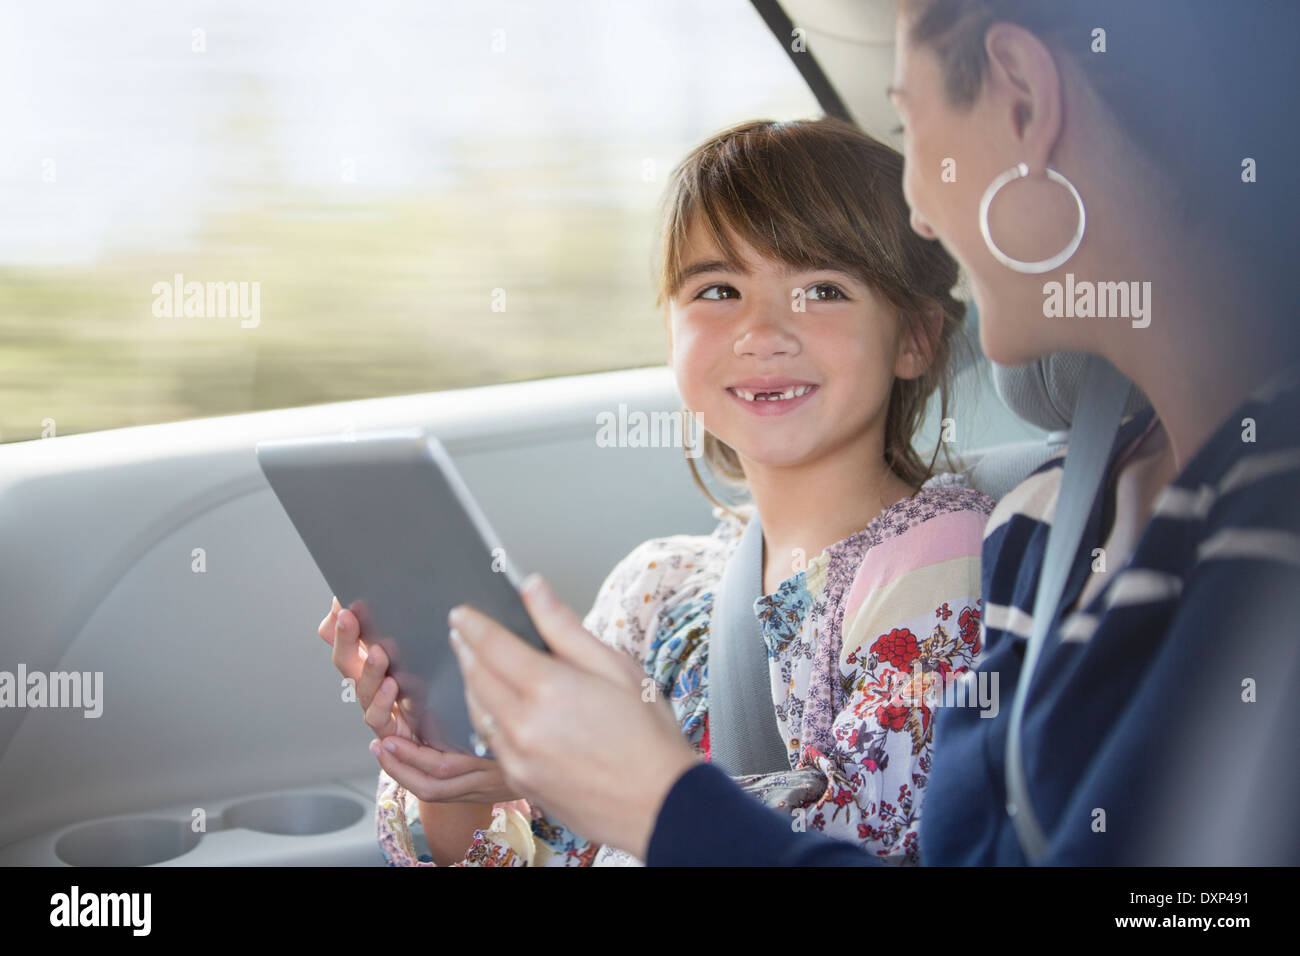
[255,427,548,756]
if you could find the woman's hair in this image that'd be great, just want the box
[654,117,971,516]
[902,0,1299,318]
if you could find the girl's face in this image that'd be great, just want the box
[889,12,1072,365]
[666,220,926,474]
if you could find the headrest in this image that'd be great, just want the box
[991,353,1151,432]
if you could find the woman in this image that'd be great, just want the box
[434,0,1300,864]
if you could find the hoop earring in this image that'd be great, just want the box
[978,162,1085,274]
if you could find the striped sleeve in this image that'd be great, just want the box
[1050,441,1300,864]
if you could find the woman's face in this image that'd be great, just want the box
[889,12,1075,364]
[666,220,923,474]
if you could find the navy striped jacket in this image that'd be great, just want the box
[648,364,1300,865]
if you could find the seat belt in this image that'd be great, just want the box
[1005,354,1133,862]
[710,509,791,776]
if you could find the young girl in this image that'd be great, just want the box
[330,117,996,865]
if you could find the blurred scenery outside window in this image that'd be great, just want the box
[0,0,818,443]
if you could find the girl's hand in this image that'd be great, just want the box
[318,596,413,742]
[369,737,520,804]
[448,575,700,859]
[319,597,516,804]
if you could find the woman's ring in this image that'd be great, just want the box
[471,711,498,758]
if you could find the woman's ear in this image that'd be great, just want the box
[895,306,942,381]
[982,21,1064,176]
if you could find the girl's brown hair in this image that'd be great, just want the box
[654,117,971,516]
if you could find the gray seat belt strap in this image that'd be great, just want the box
[710,510,790,776]
[1005,355,1133,862]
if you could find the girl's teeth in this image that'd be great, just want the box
[732,385,813,402]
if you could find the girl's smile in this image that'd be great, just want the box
[725,381,819,416]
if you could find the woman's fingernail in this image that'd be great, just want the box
[450,627,471,653]
[448,605,467,628]
[383,739,397,753]
[524,574,553,608]
[368,739,380,757]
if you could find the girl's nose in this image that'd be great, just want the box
[734,305,798,358]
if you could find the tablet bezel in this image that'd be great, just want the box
[256,427,547,756]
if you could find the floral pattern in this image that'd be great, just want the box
[376,473,994,866]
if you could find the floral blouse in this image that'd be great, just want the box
[376,472,995,866]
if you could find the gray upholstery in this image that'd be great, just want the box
[961,352,1150,502]
[991,352,1150,432]
[963,438,1065,502]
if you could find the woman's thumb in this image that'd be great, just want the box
[520,575,632,684]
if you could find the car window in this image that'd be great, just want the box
[0,0,818,443]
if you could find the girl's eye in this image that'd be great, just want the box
[806,282,847,301]
[697,284,739,301]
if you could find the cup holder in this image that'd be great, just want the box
[44,790,368,866]
[56,817,202,867]
[221,793,364,836]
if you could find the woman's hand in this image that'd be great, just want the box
[444,575,700,859]
[318,597,516,804]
